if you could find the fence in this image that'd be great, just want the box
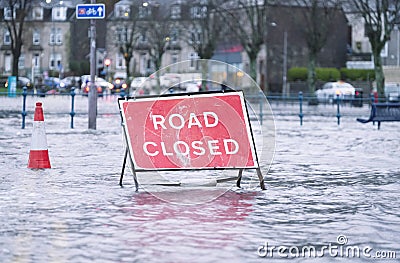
[0,89,385,129]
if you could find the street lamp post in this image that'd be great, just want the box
[282,31,287,97]
[264,22,276,94]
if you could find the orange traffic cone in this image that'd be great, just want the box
[28,102,51,169]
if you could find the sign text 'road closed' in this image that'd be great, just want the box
[120,92,258,170]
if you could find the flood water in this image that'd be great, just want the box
[0,95,399,262]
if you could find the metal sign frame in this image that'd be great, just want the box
[118,90,265,190]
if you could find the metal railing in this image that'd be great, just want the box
[0,88,392,129]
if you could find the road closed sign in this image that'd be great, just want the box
[119,91,259,171]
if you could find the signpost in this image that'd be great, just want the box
[118,91,265,189]
[76,4,105,19]
[76,2,105,129]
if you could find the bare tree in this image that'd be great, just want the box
[112,2,141,94]
[184,0,224,90]
[295,0,342,98]
[220,0,271,89]
[185,0,223,59]
[138,3,174,91]
[2,0,33,78]
[350,0,400,97]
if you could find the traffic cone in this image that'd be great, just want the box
[28,102,51,169]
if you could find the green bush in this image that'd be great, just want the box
[340,68,375,81]
[288,67,308,81]
[288,67,375,82]
[315,68,341,81]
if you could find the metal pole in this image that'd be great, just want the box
[299,91,303,126]
[282,31,287,97]
[259,91,263,125]
[70,88,75,129]
[88,0,97,130]
[336,94,341,125]
[21,87,27,129]
[397,26,400,67]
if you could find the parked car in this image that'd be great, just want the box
[111,78,128,94]
[184,81,202,93]
[59,76,81,91]
[384,83,400,102]
[81,75,113,96]
[44,77,61,89]
[4,76,32,89]
[160,73,181,88]
[316,81,356,103]
[82,84,104,96]
[130,77,147,90]
[18,76,32,88]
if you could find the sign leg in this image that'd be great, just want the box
[120,148,128,186]
[236,169,243,188]
[256,168,266,190]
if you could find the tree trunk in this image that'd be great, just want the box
[373,51,385,98]
[307,53,317,95]
[199,60,208,91]
[125,57,131,95]
[12,46,21,77]
[248,55,257,85]
[155,56,162,93]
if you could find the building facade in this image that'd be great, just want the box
[0,1,78,82]
[1,0,352,92]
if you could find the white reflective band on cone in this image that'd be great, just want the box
[30,121,49,150]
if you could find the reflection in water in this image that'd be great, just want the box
[116,191,255,258]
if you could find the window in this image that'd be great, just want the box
[116,5,130,18]
[50,28,55,45]
[190,6,207,19]
[50,28,62,45]
[139,6,151,18]
[170,28,178,44]
[33,29,40,45]
[4,29,11,45]
[116,53,126,70]
[139,31,147,43]
[189,29,201,44]
[56,28,62,45]
[189,52,199,69]
[140,54,147,74]
[32,7,43,20]
[33,53,41,68]
[171,5,181,19]
[172,53,178,64]
[52,7,67,21]
[18,54,25,69]
[5,54,12,72]
[4,7,15,20]
[49,53,62,70]
[116,27,128,43]
[147,59,152,70]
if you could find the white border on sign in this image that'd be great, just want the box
[119,91,259,171]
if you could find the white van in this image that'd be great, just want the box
[384,83,400,102]
[316,81,356,103]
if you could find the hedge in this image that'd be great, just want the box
[340,68,375,81]
[288,67,375,82]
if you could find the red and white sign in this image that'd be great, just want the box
[119,91,258,170]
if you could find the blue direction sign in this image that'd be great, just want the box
[76,4,105,19]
